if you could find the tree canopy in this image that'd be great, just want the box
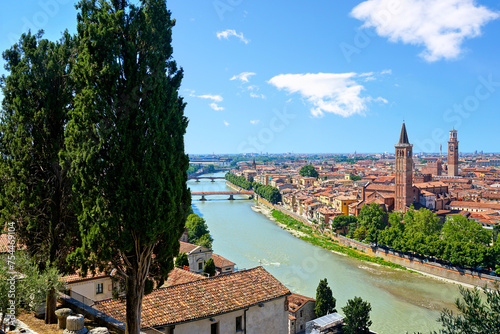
[342,296,372,334]
[65,1,191,333]
[299,164,319,178]
[314,278,336,317]
[185,213,213,248]
[203,258,216,277]
[0,31,77,273]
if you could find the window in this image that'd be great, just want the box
[96,283,103,295]
[235,316,242,332]
[198,261,203,271]
[211,323,218,334]
[300,310,303,317]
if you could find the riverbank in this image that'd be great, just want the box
[251,200,493,290]
[251,201,407,271]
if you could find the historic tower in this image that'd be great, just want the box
[448,128,459,176]
[395,122,413,212]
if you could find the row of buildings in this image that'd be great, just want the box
[233,123,500,231]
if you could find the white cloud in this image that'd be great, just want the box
[351,0,499,62]
[210,103,224,111]
[250,120,260,125]
[198,94,223,102]
[381,69,392,75]
[230,72,256,83]
[216,29,249,44]
[250,92,266,99]
[223,120,230,126]
[268,72,387,118]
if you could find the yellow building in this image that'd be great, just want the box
[333,196,357,215]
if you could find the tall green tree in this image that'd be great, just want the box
[299,164,319,178]
[358,203,387,243]
[342,296,372,334]
[203,258,216,277]
[442,215,491,246]
[0,31,77,323]
[174,252,188,268]
[314,278,336,317]
[185,213,213,248]
[65,1,191,333]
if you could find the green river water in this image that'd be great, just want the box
[188,172,463,334]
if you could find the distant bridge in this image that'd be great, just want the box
[191,191,254,201]
[188,176,226,182]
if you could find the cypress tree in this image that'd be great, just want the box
[0,31,77,323]
[66,1,191,333]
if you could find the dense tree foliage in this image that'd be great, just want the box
[350,174,362,181]
[345,205,498,271]
[299,164,319,178]
[332,215,358,233]
[0,253,66,328]
[342,297,372,334]
[253,183,282,204]
[0,31,78,323]
[174,252,188,268]
[65,1,191,333]
[203,258,216,277]
[225,172,252,190]
[358,203,387,244]
[438,285,500,333]
[187,165,200,174]
[185,213,213,248]
[314,278,336,317]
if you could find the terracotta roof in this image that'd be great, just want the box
[449,201,500,210]
[94,266,290,329]
[179,241,211,255]
[288,293,315,312]
[62,270,111,283]
[366,184,395,192]
[212,253,235,268]
[163,268,205,287]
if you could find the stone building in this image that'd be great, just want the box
[94,266,291,334]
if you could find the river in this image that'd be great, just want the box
[188,172,462,334]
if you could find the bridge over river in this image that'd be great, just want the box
[188,176,225,182]
[191,190,253,201]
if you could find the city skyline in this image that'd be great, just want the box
[1,1,500,154]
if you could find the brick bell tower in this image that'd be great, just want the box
[448,128,459,176]
[395,122,413,212]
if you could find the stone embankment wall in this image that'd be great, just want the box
[334,235,499,289]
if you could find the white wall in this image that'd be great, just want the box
[68,277,114,302]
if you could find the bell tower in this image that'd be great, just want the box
[448,129,459,176]
[395,122,413,212]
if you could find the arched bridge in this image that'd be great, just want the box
[191,191,254,201]
[188,176,226,182]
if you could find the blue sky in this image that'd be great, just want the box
[1,1,500,154]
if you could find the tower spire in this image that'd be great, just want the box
[398,121,409,145]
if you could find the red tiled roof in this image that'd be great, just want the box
[163,268,205,287]
[449,201,500,210]
[212,253,235,268]
[288,293,315,312]
[62,270,111,283]
[94,266,290,329]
